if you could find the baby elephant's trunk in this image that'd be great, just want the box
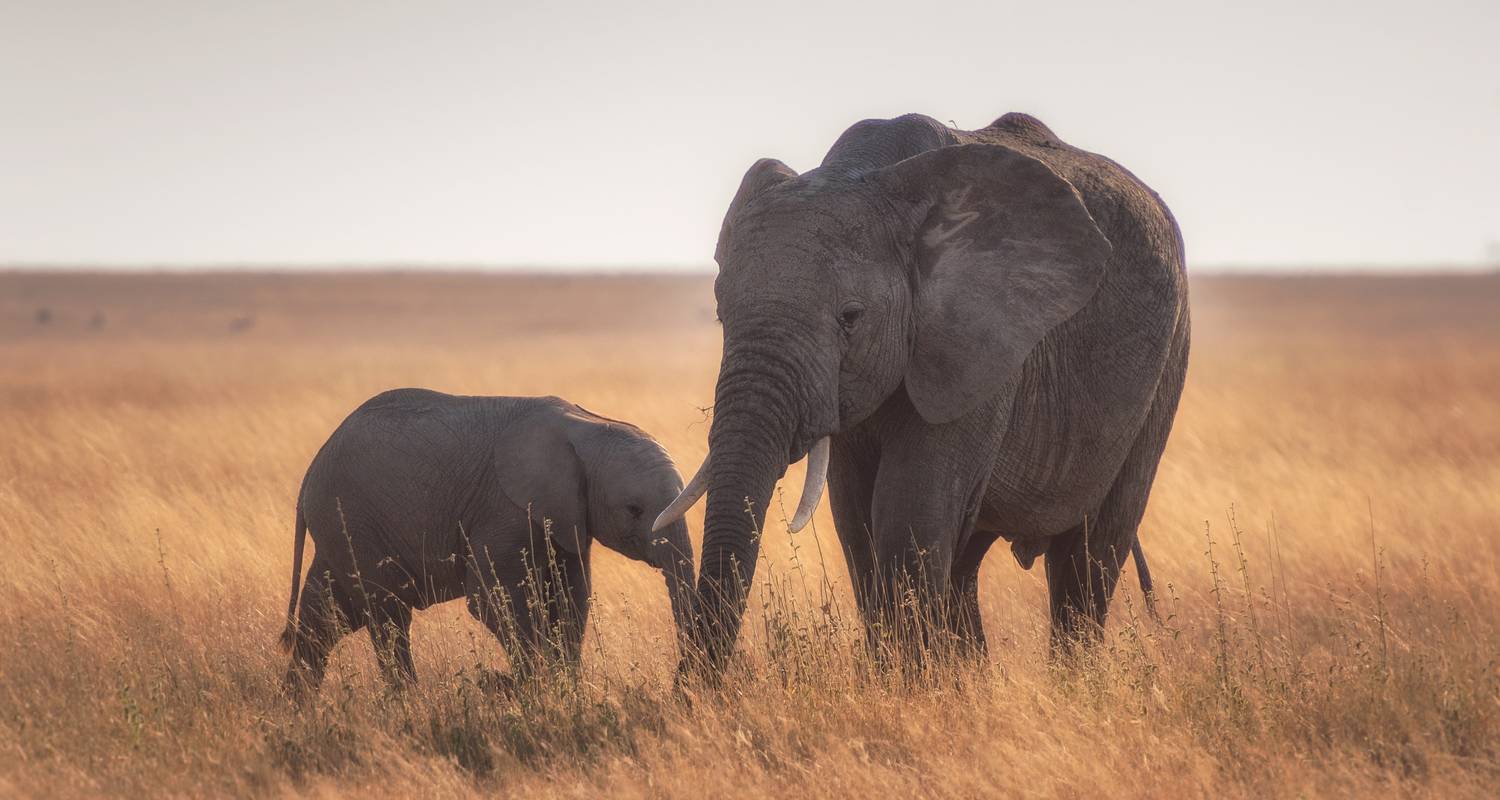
[649,519,698,654]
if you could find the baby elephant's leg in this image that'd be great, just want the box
[284,555,364,693]
[367,598,415,687]
[549,547,591,666]
[463,536,589,682]
[463,544,547,681]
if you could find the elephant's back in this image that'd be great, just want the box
[966,114,1185,285]
[308,390,501,494]
[297,390,505,571]
[816,112,1184,267]
[351,387,488,418]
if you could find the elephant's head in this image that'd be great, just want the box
[504,401,698,650]
[587,427,699,646]
[654,137,1112,671]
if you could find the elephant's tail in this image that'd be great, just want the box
[279,505,308,652]
[1132,536,1162,623]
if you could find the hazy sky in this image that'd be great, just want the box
[3,1,1497,270]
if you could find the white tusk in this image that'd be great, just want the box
[653,456,710,532]
[787,437,830,533]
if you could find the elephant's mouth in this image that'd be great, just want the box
[787,423,835,464]
[786,438,813,464]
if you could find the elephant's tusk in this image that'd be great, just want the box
[787,437,830,533]
[653,456,710,532]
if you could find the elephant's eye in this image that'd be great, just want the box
[839,302,865,331]
[626,504,644,520]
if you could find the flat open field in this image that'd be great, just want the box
[2,271,1497,797]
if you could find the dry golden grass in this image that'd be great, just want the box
[2,271,1497,798]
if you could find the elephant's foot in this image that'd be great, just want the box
[473,666,519,697]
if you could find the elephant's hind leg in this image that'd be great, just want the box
[1045,326,1187,654]
[368,600,416,688]
[945,530,999,662]
[1043,516,1129,653]
[283,555,365,694]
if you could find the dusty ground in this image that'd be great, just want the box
[1,271,1496,797]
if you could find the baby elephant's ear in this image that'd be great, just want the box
[496,421,589,556]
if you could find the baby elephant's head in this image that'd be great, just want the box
[589,433,693,566]
[575,419,697,642]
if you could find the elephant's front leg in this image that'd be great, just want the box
[827,431,884,655]
[462,526,567,683]
[546,545,591,667]
[867,408,1000,669]
[463,558,540,682]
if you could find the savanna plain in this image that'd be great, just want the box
[1,271,1497,798]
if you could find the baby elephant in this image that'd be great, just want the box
[279,389,696,690]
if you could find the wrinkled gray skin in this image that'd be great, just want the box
[679,113,1189,671]
[280,389,696,690]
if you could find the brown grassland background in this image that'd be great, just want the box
[1,271,1497,798]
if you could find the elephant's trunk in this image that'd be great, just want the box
[687,350,806,672]
[649,518,698,653]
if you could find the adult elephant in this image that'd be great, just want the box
[656,112,1189,672]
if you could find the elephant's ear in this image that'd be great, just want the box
[715,158,798,264]
[495,415,590,556]
[876,144,1112,424]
